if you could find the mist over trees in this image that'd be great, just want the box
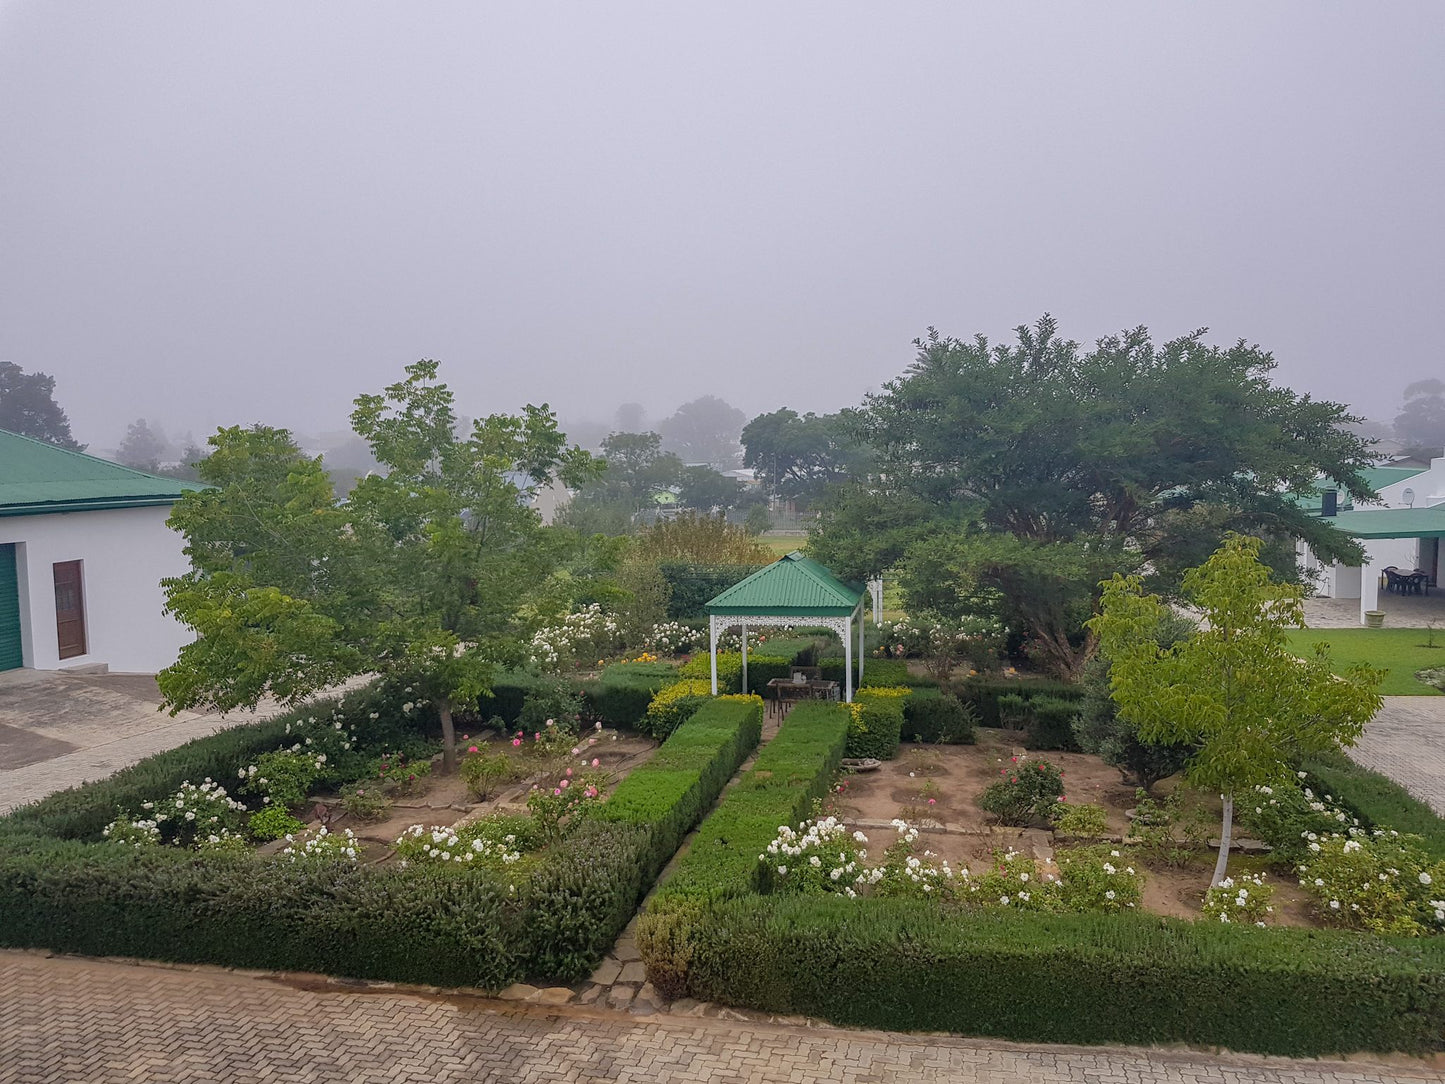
[1394,378,1445,456]
[0,362,84,449]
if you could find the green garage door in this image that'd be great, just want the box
[0,544,22,671]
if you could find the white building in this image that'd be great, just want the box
[1296,454,1445,624]
[0,429,202,673]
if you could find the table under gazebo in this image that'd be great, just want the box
[704,551,868,703]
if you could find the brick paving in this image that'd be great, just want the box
[1,952,1438,1084]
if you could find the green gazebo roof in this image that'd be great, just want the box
[705,551,865,617]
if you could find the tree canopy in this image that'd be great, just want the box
[657,395,746,468]
[741,407,869,506]
[1394,378,1445,456]
[1090,534,1383,884]
[159,360,598,768]
[0,362,83,449]
[809,315,1376,677]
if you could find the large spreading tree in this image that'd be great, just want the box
[740,407,870,507]
[0,361,83,449]
[1090,534,1383,885]
[159,360,598,768]
[809,316,1377,678]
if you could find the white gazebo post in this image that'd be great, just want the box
[843,608,853,704]
[857,600,865,688]
[741,622,748,695]
[709,614,720,695]
[868,577,883,625]
[1360,553,1384,627]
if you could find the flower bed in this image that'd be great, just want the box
[636,710,1445,1055]
[0,691,764,990]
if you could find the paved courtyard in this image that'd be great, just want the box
[1349,695,1445,815]
[1,951,1437,1084]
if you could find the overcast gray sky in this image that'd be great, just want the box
[2,2,1441,449]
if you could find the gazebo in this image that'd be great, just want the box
[704,551,867,702]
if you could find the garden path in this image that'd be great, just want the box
[1349,695,1445,815]
[2,950,1433,1084]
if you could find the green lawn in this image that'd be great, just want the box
[758,533,807,557]
[1284,628,1445,695]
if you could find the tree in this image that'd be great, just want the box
[116,418,170,473]
[657,395,746,468]
[1073,610,1197,794]
[0,362,83,449]
[741,407,869,505]
[598,431,683,504]
[159,360,598,770]
[743,504,772,536]
[676,464,744,513]
[1090,534,1383,885]
[810,316,1377,678]
[1394,378,1445,456]
[614,402,646,433]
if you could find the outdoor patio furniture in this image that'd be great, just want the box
[765,676,841,717]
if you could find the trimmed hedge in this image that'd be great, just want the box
[1302,749,1445,860]
[680,896,1445,1056]
[659,562,766,619]
[651,701,850,905]
[600,697,763,877]
[954,678,1083,729]
[0,695,764,990]
[845,690,906,760]
[580,662,679,729]
[679,651,743,693]
[901,689,977,745]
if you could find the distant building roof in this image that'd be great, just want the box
[706,551,864,617]
[1290,465,1429,512]
[0,429,205,517]
[1318,504,1445,539]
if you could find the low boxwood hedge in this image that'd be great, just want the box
[0,694,764,990]
[681,896,1445,1056]
[954,677,1082,728]
[845,690,906,760]
[901,689,977,745]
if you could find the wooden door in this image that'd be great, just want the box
[53,560,86,659]
[0,545,22,671]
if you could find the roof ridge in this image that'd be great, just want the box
[0,426,197,487]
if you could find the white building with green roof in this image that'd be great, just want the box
[1296,453,1445,624]
[0,429,204,673]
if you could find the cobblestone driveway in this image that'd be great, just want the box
[0,952,1437,1084]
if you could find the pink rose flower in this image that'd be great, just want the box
[468,746,479,754]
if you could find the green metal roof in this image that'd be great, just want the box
[0,429,205,517]
[1318,505,1445,539]
[1290,466,1429,512]
[706,551,865,617]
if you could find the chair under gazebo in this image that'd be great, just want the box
[704,551,869,703]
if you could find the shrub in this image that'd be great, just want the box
[248,806,305,841]
[678,651,742,692]
[902,691,976,744]
[240,748,325,809]
[1073,654,1192,793]
[528,603,620,671]
[338,785,392,823]
[1238,779,1360,863]
[757,816,872,896]
[978,756,1065,826]
[1295,829,1445,936]
[1202,871,1275,926]
[107,779,248,850]
[278,827,361,863]
[845,690,907,760]
[519,676,584,734]
[394,823,524,867]
[1054,845,1143,914]
[642,680,714,739]
[459,751,523,801]
[1052,802,1109,838]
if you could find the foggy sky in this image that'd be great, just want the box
[2,3,1442,450]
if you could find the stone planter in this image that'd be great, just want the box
[1364,610,1386,628]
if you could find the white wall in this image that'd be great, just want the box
[0,505,192,673]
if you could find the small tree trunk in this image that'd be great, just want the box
[437,699,457,773]
[1211,792,1234,886]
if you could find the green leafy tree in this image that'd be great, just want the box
[657,395,746,468]
[1394,378,1445,455]
[116,418,170,472]
[741,407,869,506]
[811,316,1376,678]
[0,362,83,449]
[1090,534,1383,885]
[159,361,598,770]
[676,464,744,514]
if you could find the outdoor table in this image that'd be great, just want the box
[766,677,841,715]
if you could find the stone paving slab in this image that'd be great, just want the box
[0,951,1438,1084]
